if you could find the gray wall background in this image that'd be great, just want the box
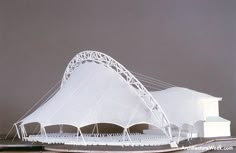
[0,0,235,136]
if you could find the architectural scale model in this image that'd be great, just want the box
[13,51,231,148]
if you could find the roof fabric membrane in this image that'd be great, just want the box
[20,58,163,129]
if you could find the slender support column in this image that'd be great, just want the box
[92,124,96,135]
[78,128,86,145]
[96,124,99,134]
[122,128,133,146]
[167,125,173,141]
[40,128,44,142]
[76,129,79,141]
[20,126,25,140]
[177,127,182,144]
[42,127,48,142]
[190,126,193,140]
[122,129,126,145]
[187,126,193,144]
[14,124,21,139]
[20,127,24,140]
[40,127,43,136]
[59,125,63,134]
[126,128,133,146]
[21,125,28,141]
[22,126,27,137]
[168,125,178,148]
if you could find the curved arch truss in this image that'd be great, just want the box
[62,51,172,139]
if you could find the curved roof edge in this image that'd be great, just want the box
[60,50,171,127]
[17,50,172,138]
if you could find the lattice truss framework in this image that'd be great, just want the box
[61,51,172,139]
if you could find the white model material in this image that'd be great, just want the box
[15,51,173,146]
[14,50,231,147]
[147,87,231,138]
[150,87,222,126]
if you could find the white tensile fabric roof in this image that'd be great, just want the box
[20,62,158,128]
[151,87,222,127]
[19,51,222,131]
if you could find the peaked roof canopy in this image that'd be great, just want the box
[19,51,170,132]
